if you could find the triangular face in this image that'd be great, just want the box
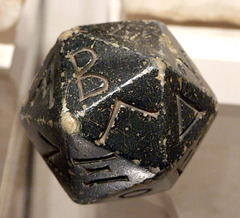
[38,131,60,159]
[76,21,164,58]
[176,95,203,141]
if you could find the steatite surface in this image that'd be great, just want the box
[20,20,218,204]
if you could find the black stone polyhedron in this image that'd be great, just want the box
[20,20,218,204]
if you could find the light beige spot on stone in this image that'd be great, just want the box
[61,112,79,134]
[132,159,141,165]
[162,108,166,115]
[160,33,178,55]
[111,42,120,48]
[58,26,81,41]
[178,77,183,90]
[94,140,101,146]
[163,138,167,146]
[77,111,85,117]
[37,118,46,125]
[130,34,138,41]
[149,167,160,174]
[143,113,148,117]
[152,58,166,87]
[48,120,53,127]
[214,99,219,112]
[183,145,187,153]
[68,169,75,176]
[20,114,32,125]
[176,58,183,66]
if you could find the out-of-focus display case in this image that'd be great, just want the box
[0,0,240,217]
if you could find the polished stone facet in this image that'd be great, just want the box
[20,20,218,204]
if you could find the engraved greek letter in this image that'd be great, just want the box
[68,48,109,102]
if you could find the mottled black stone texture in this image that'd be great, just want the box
[20,20,218,204]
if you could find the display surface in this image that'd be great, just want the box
[20,20,217,204]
